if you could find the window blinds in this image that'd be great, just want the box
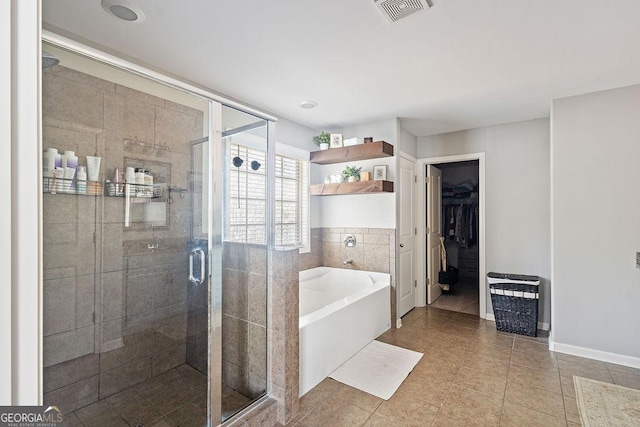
[227,143,308,247]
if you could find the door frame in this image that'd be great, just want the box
[415,153,487,319]
[396,153,417,325]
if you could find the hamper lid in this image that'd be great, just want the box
[487,272,540,283]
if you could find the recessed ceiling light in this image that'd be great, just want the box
[101,0,146,23]
[299,101,318,109]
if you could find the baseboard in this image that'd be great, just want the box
[484,313,549,331]
[550,341,640,369]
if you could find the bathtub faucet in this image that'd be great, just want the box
[343,258,353,266]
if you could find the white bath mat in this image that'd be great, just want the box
[329,340,423,400]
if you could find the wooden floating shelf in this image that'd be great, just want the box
[309,141,394,165]
[310,180,394,196]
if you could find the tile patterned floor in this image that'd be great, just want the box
[62,364,251,426]
[430,277,480,315]
[287,306,640,427]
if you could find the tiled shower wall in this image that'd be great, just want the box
[225,247,299,427]
[42,64,204,412]
[299,227,397,322]
[222,242,268,401]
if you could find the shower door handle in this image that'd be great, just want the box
[189,248,206,285]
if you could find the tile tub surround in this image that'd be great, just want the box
[298,227,397,323]
[268,248,300,425]
[297,228,322,271]
[286,306,640,427]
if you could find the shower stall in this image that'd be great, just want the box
[41,41,271,426]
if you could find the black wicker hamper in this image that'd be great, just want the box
[487,272,540,337]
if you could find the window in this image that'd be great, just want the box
[227,144,267,244]
[226,142,309,250]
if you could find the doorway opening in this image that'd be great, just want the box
[416,153,486,319]
[430,161,479,315]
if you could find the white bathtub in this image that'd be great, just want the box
[299,267,391,396]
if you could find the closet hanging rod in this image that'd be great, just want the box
[442,198,478,205]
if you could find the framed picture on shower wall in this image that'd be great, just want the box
[373,165,387,181]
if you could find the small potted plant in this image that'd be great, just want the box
[342,165,362,183]
[313,132,330,150]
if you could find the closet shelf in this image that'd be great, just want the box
[442,197,478,205]
[310,180,394,196]
[309,141,393,164]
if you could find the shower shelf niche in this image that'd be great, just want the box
[104,182,163,200]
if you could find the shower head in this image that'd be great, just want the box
[42,51,60,69]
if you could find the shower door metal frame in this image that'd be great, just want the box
[209,101,223,424]
[41,31,277,427]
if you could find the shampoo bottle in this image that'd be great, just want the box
[43,148,58,177]
[77,166,87,195]
[61,150,78,168]
[62,151,79,192]
[125,167,136,195]
[144,170,153,197]
[113,168,123,195]
[135,168,145,185]
[43,148,59,192]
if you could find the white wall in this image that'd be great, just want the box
[315,118,399,228]
[551,84,640,363]
[399,126,417,159]
[0,0,12,406]
[276,118,316,152]
[417,119,551,324]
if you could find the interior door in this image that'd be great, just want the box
[426,165,442,304]
[397,157,416,318]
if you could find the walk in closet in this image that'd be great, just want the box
[431,160,480,315]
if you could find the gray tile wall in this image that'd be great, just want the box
[268,248,299,425]
[221,242,269,402]
[297,228,322,271]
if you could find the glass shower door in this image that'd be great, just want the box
[187,137,210,377]
[219,105,269,422]
[42,43,214,426]
[41,41,272,427]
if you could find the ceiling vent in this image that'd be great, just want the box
[374,0,432,23]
